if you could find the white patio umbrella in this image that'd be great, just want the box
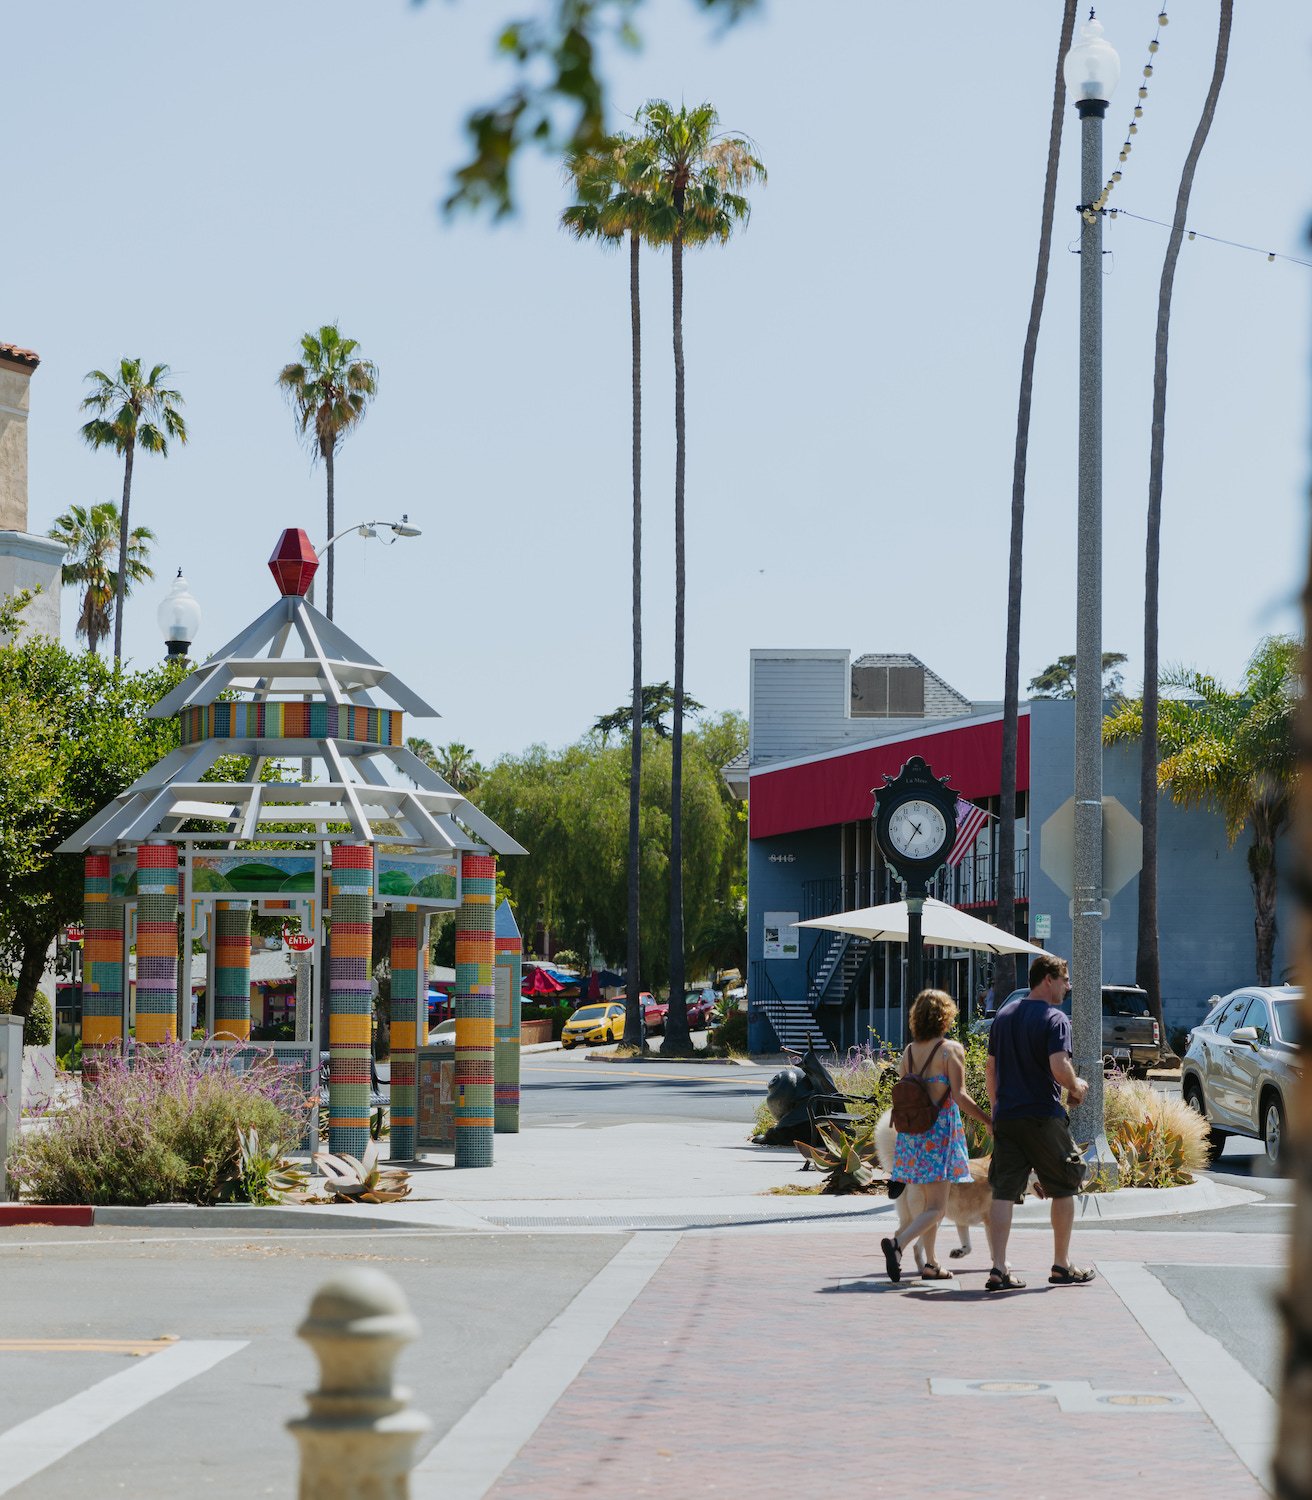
[797,898,1050,956]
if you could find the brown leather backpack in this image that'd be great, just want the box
[890,1038,948,1135]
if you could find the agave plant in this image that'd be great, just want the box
[235,1127,311,1205]
[313,1138,412,1203]
[794,1121,879,1194]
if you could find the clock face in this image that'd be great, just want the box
[886,799,948,862]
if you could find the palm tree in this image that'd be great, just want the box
[435,742,484,796]
[48,502,155,654]
[636,98,764,1054]
[994,0,1078,1004]
[1137,1,1233,1036]
[564,131,662,1052]
[277,325,378,620]
[1103,635,1296,985]
[79,359,187,662]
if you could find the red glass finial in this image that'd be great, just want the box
[268,528,319,597]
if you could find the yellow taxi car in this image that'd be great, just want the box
[560,1002,627,1049]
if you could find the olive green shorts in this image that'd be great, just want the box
[989,1114,1088,1202]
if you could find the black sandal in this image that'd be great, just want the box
[984,1267,1026,1292]
[881,1236,903,1283]
[921,1262,954,1281]
[1048,1264,1096,1285]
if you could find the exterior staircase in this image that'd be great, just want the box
[759,996,833,1054]
[806,932,873,1009]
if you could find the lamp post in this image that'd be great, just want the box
[157,569,201,659]
[1063,11,1118,1164]
[311,516,422,615]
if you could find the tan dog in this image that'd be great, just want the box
[875,1110,1036,1275]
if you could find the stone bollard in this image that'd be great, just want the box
[288,1269,431,1499]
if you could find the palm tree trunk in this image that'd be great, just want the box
[112,442,135,663]
[1249,820,1278,987]
[1278,492,1312,1494]
[626,229,645,1051]
[325,442,336,621]
[1139,0,1232,1043]
[666,224,690,1054]
[995,0,1076,999]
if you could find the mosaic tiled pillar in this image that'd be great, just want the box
[82,853,124,1081]
[388,907,421,1160]
[329,844,374,1157]
[494,899,523,1134]
[454,851,496,1168]
[213,901,252,1042]
[135,843,178,1045]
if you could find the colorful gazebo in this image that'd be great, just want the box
[59,528,525,1168]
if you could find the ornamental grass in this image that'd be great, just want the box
[6,1044,311,1206]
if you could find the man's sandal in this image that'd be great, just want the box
[984,1267,1026,1292]
[1048,1264,1096,1285]
[920,1262,954,1281]
[880,1237,903,1283]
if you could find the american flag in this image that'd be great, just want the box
[946,797,990,867]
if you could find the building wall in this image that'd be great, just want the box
[0,362,32,533]
[1028,698,1292,1037]
[746,824,836,1050]
[0,532,63,642]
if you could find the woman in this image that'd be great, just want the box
[881,988,991,1283]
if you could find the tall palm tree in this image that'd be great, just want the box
[1104,635,1296,985]
[79,359,187,662]
[564,133,662,1050]
[1137,1,1233,1038]
[994,0,1078,1005]
[636,99,764,1053]
[277,325,378,620]
[48,502,155,654]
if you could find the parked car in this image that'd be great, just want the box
[560,1002,627,1049]
[971,984,1162,1075]
[1181,986,1301,1167]
[685,991,716,1029]
[427,1018,456,1047]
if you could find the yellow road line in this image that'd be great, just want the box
[0,1338,178,1356]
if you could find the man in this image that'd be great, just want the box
[984,953,1094,1292]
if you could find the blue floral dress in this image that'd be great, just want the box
[891,1059,972,1185]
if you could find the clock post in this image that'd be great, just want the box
[873,757,958,1014]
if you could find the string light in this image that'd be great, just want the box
[1084,13,1167,224]
[1106,207,1312,270]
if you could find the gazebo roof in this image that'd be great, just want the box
[59,529,524,857]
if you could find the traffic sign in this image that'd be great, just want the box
[65,924,84,945]
[1039,795,1143,900]
[283,927,314,952]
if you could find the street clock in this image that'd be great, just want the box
[873,757,958,887]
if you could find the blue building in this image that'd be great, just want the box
[730,649,1289,1055]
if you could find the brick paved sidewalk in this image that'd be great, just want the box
[486,1229,1285,1500]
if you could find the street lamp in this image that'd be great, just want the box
[1063,10,1118,1167]
[157,569,201,659]
[312,517,422,617]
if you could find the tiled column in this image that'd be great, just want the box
[388,907,421,1160]
[494,898,523,1134]
[134,843,178,1045]
[82,853,124,1082]
[213,901,252,1041]
[454,851,496,1168]
[328,844,374,1156]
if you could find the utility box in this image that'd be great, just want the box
[416,1048,455,1149]
[0,1014,22,1201]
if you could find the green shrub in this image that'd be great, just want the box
[1103,1074,1208,1186]
[710,1010,748,1053]
[7,1044,311,1206]
[0,983,53,1047]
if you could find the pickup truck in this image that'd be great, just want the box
[972,985,1162,1077]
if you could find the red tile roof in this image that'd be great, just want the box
[0,344,39,369]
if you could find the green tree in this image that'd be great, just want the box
[440,0,760,217]
[564,132,665,1048]
[1103,636,1296,987]
[1026,652,1128,700]
[592,681,705,741]
[994,0,1078,1004]
[49,502,155,654]
[635,98,763,1053]
[79,359,187,663]
[0,608,189,1017]
[277,325,378,621]
[408,737,484,795]
[1137,1,1233,1031]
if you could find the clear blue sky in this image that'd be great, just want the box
[9,2,1309,759]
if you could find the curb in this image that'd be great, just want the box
[0,1204,95,1227]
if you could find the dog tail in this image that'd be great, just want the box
[874,1108,898,1176]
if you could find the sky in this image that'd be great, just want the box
[8,1,1310,762]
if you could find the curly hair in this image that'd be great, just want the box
[908,988,957,1041]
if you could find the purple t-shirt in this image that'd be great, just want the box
[988,995,1072,1122]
